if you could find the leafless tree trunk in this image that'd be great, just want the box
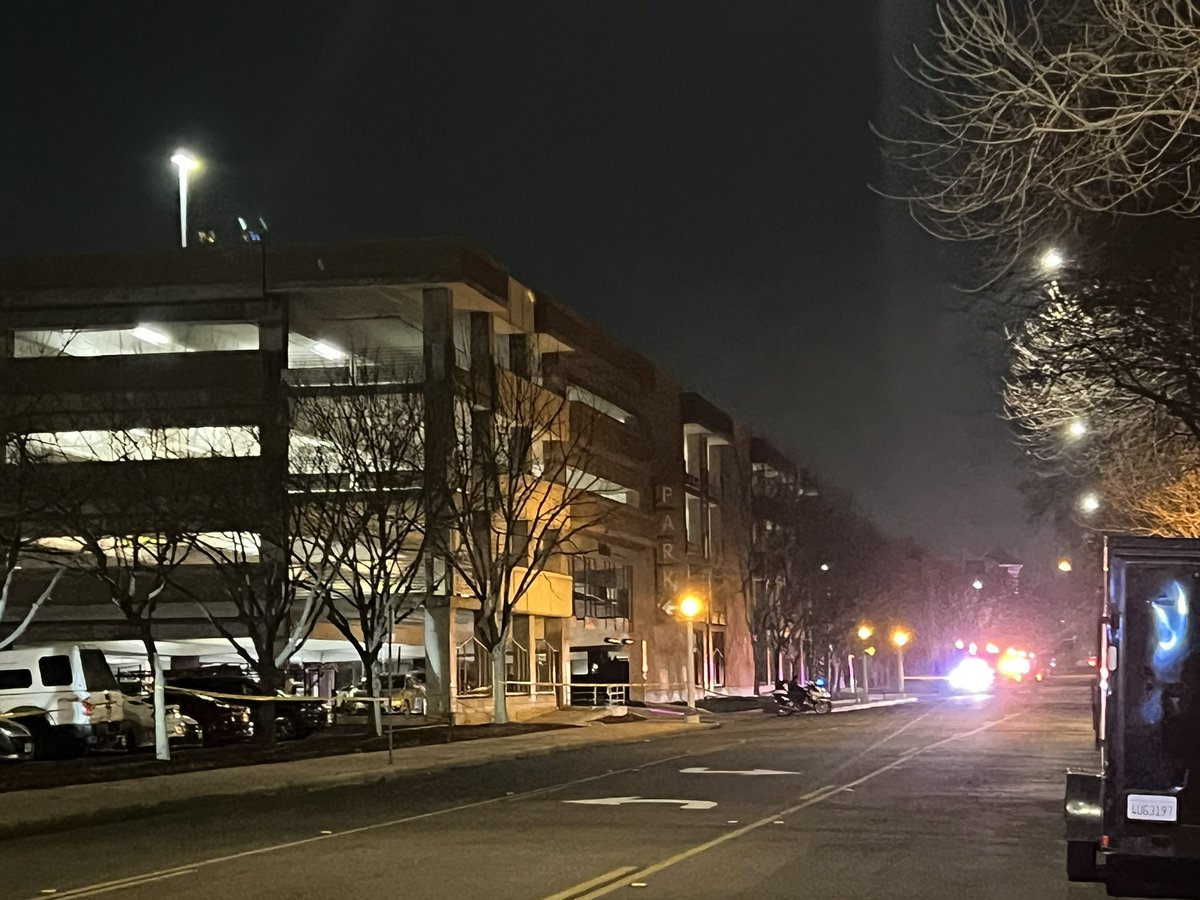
[435,365,610,724]
[290,365,428,735]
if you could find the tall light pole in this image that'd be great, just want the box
[679,593,703,709]
[857,624,874,701]
[170,150,200,248]
[891,628,910,695]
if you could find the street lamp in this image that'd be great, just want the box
[891,628,911,695]
[1067,419,1087,439]
[1057,558,1073,573]
[819,563,830,572]
[1080,492,1101,514]
[170,149,200,248]
[678,593,703,710]
[856,625,874,700]
[1039,247,1065,273]
[972,579,984,591]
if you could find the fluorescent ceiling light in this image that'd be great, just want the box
[312,341,347,361]
[131,325,170,346]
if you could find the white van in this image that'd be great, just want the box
[0,645,125,757]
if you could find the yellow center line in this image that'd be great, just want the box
[543,866,641,900]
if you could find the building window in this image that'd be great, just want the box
[711,631,726,687]
[566,384,634,424]
[15,323,259,358]
[24,426,260,463]
[572,556,632,620]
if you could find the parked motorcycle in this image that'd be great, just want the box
[772,679,834,715]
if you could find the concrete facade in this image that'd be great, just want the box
[0,239,808,715]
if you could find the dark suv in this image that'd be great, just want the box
[167,675,327,740]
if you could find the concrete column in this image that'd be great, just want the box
[422,287,458,721]
[510,334,533,380]
[514,614,535,698]
[469,311,495,379]
[258,301,291,679]
[423,599,456,721]
[422,288,455,601]
[544,615,570,708]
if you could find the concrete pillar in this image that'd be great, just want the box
[510,334,533,380]
[514,614,535,698]
[423,599,456,721]
[544,615,570,708]
[421,288,458,722]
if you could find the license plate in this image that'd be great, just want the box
[1127,794,1178,822]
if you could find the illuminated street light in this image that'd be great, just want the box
[954,639,965,650]
[1057,558,1073,573]
[1039,247,1065,272]
[891,628,911,695]
[819,563,830,572]
[678,593,704,711]
[1080,493,1101,514]
[1067,419,1087,439]
[972,579,983,591]
[857,625,873,641]
[678,594,703,620]
[170,149,200,249]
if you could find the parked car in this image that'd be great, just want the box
[335,672,426,716]
[166,689,254,746]
[0,645,125,758]
[168,675,326,740]
[119,694,203,751]
[0,719,34,761]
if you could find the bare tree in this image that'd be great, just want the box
[887,1,1200,258]
[48,437,200,759]
[1004,225,1200,533]
[734,448,807,692]
[0,434,70,650]
[435,365,608,724]
[165,424,332,745]
[290,371,427,735]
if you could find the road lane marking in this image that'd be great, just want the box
[42,869,196,899]
[543,866,640,900]
[25,748,713,900]
[565,712,1022,899]
[564,797,717,810]
[678,767,801,776]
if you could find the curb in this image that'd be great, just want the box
[0,720,719,843]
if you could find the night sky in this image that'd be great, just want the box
[0,3,1042,566]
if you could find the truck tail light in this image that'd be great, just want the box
[81,700,93,716]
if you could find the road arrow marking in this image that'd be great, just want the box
[678,767,802,776]
[564,796,717,810]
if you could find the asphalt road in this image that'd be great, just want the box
[1,684,1102,900]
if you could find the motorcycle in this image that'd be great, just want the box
[772,679,834,715]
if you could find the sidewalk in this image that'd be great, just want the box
[0,718,709,841]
